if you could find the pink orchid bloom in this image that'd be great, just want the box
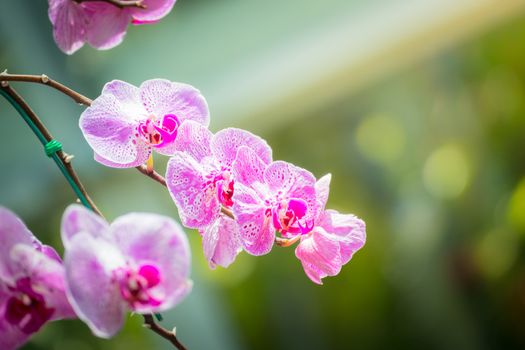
[295,175,366,284]
[79,79,209,168]
[61,205,192,338]
[48,0,176,54]
[165,121,272,268]
[0,207,75,350]
[232,147,318,256]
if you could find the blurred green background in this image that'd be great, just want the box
[2,0,525,349]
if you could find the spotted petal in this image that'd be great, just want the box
[166,153,220,228]
[80,91,151,167]
[139,79,210,127]
[173,120,212,162]
[233,184,275,255]
[212,128,272,167]
[232,146,268,188]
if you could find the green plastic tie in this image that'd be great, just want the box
[0,87,93,210]
[44,139,62,157]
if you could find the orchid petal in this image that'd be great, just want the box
[295,228,342,285]
[173,120,213,162]
[64,233,126,338]
[61,204,109,249]
[319,210,366,264]
[80,93,151,167]
[201,216,242,269]
[233,184,275,256]
[83,2,130,50]
[212,128,272,167]
[232,146,268,187]
[0,207,41,279]
[166,153,220,228]
[139,79,209,127]
[48,0,87,54]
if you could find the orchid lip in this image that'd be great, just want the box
[5,277,54,334]
[137,114,181,148]
[271,198,313,235]
[113,264,163,309]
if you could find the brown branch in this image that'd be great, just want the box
[73,0,147,9]
[136,165,167,186]
[0,72,93,106]
[275,236,300,247]
[143,314,187,350]
[0,82,103,217]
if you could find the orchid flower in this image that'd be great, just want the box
[232,147,318,256]
[48,0,176,54]
[165,121,272,267]
[0,207,75,350]
[79,79,209,169]
[295,175,366,284]
[61,205,192,337]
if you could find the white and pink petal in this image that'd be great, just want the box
[166,153,220,228]
[212,128,272,167]
[139,79,209,127]
[233,184,275,256]
[295,228,342,285]
[64,232,126,338]
[201,216,242,269]
[80,93,150,167]
[173,120,213,161]
[61,204,109,248]
[232,146,268,188]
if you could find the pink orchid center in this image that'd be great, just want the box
[114,264,162,308]
[216,170,235,208]
[4,277,54,334]
[137,114,180,148]
[271,198,313,236]
[204,169,235,208]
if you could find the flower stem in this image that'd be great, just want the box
[0,72,92,106]
[0,83,102,217]
[143,314,187,350]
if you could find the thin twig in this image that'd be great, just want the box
[73,0,147,9]
[143,314,187,350]
[0,83,103,217]
[275,236,300,247]
[0,72,93,106]
[136,165,167,186]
